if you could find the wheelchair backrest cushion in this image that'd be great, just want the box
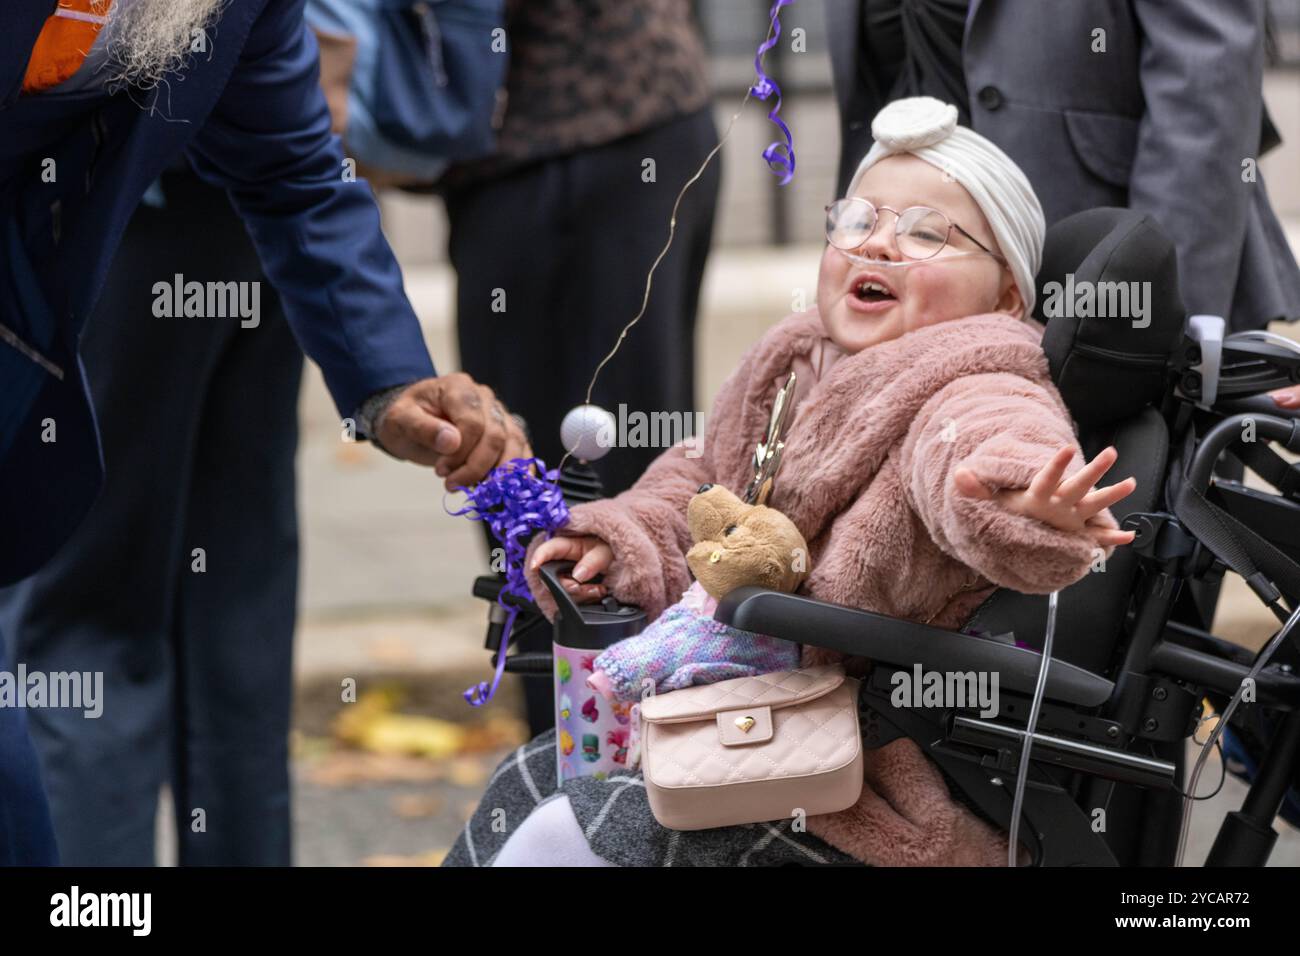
[964,405,1168,675]
[1036,208,1185,428]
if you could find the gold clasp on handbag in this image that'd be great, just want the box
[715,706,773,746]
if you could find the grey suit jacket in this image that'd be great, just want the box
[826,0,1300,331]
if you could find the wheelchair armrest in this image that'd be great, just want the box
[714,587,1114,708]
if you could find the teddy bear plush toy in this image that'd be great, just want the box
[585,483,809,705]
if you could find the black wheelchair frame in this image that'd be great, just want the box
[470,218,1300,867]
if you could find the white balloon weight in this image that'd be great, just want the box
[561,404,616,461]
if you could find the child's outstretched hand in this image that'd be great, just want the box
[953,445,1137,550]
[530,535,613,603]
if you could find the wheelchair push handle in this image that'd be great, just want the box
[1187,413,1300,492]
[537,560,647,651]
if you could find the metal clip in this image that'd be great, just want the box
[743,371,796,504]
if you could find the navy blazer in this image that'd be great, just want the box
[0,0,436,584]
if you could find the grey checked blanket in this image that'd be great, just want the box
[443,729,862,867]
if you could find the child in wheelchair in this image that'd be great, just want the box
[447,96,1140,867]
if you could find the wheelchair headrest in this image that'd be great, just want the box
[1035,208,1185,428]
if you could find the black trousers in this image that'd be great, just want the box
[0,624,58,864]
[445,107,721,735]
[445,106,721,496]
[0,170,302,865]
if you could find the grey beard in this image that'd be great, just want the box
[101,0,227,90]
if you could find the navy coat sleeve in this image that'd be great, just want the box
[184,0,436,418]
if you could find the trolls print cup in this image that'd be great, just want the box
[537,561,646,782]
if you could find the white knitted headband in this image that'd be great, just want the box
[845,97,1046,316]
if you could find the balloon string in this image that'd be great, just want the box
[558,17,781,476]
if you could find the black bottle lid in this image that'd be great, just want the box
[537,561,647,651]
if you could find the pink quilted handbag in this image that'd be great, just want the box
[639,665,864,831]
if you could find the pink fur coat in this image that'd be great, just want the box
[525,307,1118,866]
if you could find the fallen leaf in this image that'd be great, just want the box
[334,443,371,467]
[359,714,466,758]
[362,848,447,867]
[391,793,444,819]
[447,757,489,788]
[333,688,467,758]
[459,715,530,754]
[366,636,419,667]
[304,751,442,787]
[291,732,334,761]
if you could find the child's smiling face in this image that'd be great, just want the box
[816,154,1024,354]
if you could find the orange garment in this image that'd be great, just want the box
[21,1,113,94]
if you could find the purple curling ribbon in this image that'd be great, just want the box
[446,457,570,706]
[752,0,797,185]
